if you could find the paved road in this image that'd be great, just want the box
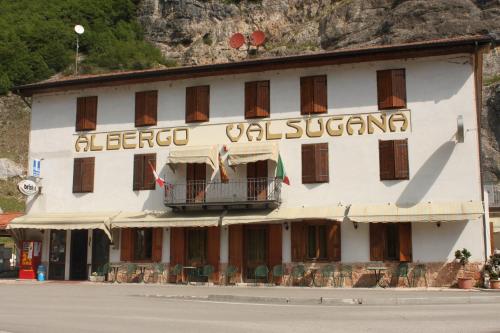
[0,283,499,333]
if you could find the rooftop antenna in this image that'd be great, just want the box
[74,25,85,75]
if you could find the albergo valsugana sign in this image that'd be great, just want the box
[74,111,410,153]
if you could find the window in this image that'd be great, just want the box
[307,224,327,260]
[291,221,341,262]
[76,96,97,131]
[377,69,406,110]
[186,85,209,123]
[301,143,329,184]
[120,228,162,262]
[186,163,206,203]
[245,80,270,118]
[379,139,409,180]
[135,90,158,127]
[186,228,207,265]
[370,222,412,262]
[300,75,327,115]
[133,154,156,191]
[133,228,153,261]
[72,157,95,193]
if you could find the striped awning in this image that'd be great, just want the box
[111,211,221,228]
[227,143,278,166]
[166,145,218,170]
[347,201,484,223]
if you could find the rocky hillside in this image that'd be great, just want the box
[0,0,499,212]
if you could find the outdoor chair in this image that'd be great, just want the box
[125,263,137,283]
[339,265,353,287]
[101,263,111,282]
[225,265,238,285]
[201,264,215,283]
[393,263,410,287]
[411,264,428,287]
[320,265,335,287]
[171,264,183,284]
[290,264,306,286]
[153,263,166,284]
[254,265,269,285]
[271,264,284,286]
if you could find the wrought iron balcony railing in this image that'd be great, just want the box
[485,184,500,208]
[164,177,282,209]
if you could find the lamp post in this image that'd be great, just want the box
[74,25,84,75]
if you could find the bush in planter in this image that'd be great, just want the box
[455,248,473,289]
[485,252,500,289]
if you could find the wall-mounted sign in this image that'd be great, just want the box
[32,159,41,177]
[74,111,410,153]
[18,179,39,196]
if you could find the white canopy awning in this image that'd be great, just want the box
[167,145,218,170]
[221,206,346,226]
[111,211,221,228]
[347,201,484,223]
[7,212,116,239]
[491,217,500,233]
[227,143,278,166]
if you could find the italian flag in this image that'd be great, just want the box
[277,155,290,185]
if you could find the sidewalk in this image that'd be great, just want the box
[2,279,499,306]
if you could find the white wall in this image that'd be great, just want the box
[27,54,485,262]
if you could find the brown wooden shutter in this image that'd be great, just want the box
[268,224,282,279]
[300,77,313,115]
[76,97,86,131]
[120,228,133,262]
[316,143,329,183]
[490,222,495,255]
[327,221,341,261]
[228,225,243,281]
[135,91,146,127]
[186,86,196,123]
[143,154,156,190]
[207,227,220,282]
[313,75,327,114]
[394,139,409,180]
[256,81,270,118]
[81,157,95,193]
[85,96,97,130]
[133,155,144,191]
[72,158,83,193]
[301,144,316,184]
[379,140,395,180]
[377,69,406,110]
[369,223,385,261]
[144,90,158,126]
[398,223,412,262]
[245,81,257,119]
[196,85,210,122]
[151,227,163,262]
[291,222,306,262]
[170,227,185,266]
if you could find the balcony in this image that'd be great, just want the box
[164,177,282,210]
[486,184,500,208]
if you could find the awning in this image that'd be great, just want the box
[111,211,221,228]
[167,145,218,170]
[227,143,278,166]
[7,212,116,239]
[347,201,484,223]
[221,206,346,226]
[491,217,500,233]
[0,213,23,230]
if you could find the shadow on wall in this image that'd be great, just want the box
[396,141,456,207]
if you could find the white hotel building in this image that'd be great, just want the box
[10,36,494,286]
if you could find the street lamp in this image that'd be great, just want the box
[74,25,84,75]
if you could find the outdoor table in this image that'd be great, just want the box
[137,264,149,283]
[109,264,121,283]
[183,266,197,284]
[308,268,320,287]
[367,267,388,288]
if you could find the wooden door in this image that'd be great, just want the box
[186,164,206,203]
[247,160,268,201]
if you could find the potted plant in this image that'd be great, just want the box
[455,248,473,289]
[89,271,105,282]
[485,252,500,289]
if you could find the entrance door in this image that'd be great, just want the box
[91,229,110,274]
[186,163,206,203]
[70,230,88,280]
[49,230,66,280]
[244,225,268,280]
[247,160,268,201]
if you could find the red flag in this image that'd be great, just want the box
[148,161,165,188]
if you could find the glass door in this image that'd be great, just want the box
[244,226,267,280]
[49,230,66,280]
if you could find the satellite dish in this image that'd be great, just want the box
[229,33,245,49]
[250,30,266,46]
[74,25,85,35]
[456,115,464,143]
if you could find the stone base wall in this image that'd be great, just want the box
[105,261,484,287]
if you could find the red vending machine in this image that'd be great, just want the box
[19,241,42,279]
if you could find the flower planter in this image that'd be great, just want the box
[457,277,474,289]
[490,280,500,289]
[89,275,105,282]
